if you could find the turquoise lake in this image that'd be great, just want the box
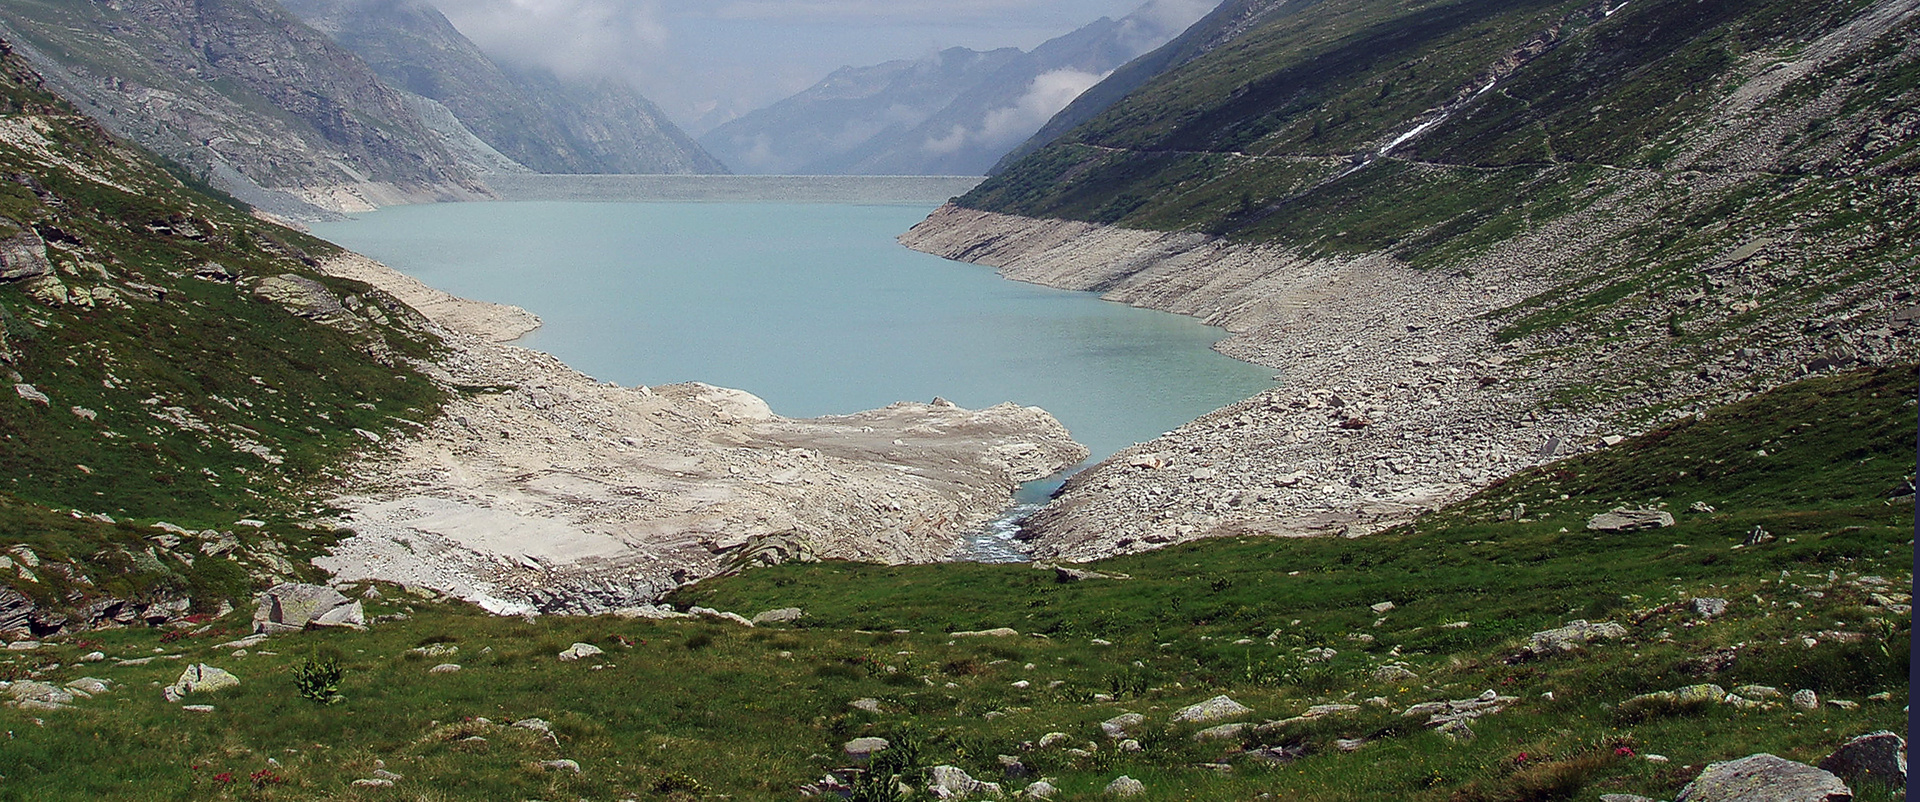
[310,200,1277,465]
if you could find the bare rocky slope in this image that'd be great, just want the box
[904,0,1920,561]
[281,0,726,176]
[0,0,488,219]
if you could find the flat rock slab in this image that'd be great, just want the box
[1588,508,1676,531]
[1675,753,1852,802]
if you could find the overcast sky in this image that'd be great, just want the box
[426,0,1208,132]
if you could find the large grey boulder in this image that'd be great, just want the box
[253,584,360,633]
[1104,776,1146,797]
[163,664,240,702]
[1588,508,1676,531]
[1675,754,1851,802]
[1170,695,1252,725]
[1819,731,1905,790]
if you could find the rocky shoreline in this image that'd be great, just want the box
[311,253,1087,614]
[900,203,1918,561]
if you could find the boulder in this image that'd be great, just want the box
[1791,689,1819,710]
[252,275,367,334]
[1101,712,1146,739]
[311,601,367,629]
[1587,509,1675,532]
[0,224,51,282]
[557,643,604,662]
[750,607,804,625]
[1818,731,1905,790]
[1675,754,1851,802]
[928,765,1001,799]
[7,680,74,710]
[64,677,111,696]
[253,583,357,633]
[1105,776,1146,797]
[1526,620,1629,655]
[843,736,889,762]
[1373,664,1419,683]
[163,664,239,702]
[1025,780,1059,799]
[1171,695,1253,725]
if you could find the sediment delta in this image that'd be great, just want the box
[311,253,1086,614]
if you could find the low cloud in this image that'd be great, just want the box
[924,68,1106,155]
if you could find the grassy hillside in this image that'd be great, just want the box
[0,39,445,617]
[2,365,1906,800]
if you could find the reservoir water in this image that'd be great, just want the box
[312,196,1277,557]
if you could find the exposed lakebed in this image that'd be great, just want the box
[312,196,1276,558]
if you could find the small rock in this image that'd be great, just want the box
[750,607,804,625]
[1732,685,1782,700]
[427,664,461,675]
[557,643,604,662]
[1791,689,1819,710]
[1372,664,1418,683]
[1674,753,1850,802]
[181,704,216,713]
[1370,601,1396,614]
[1118,739,1143,752]
[78,651,106,663]
[13,384,49,406]
[163,664,238,702]
[371,769,403,781]
[1690,598,1729,618]
[1195,722,1250,741]
[1601,795,1660,802]
[350,778,392,788]
[1025,780,1059,799]
[1335,738,1368,752]
[408,643,458,659]
[512,718,553,736]
[1104,776,1146,797]
[850,698,883,713]
[538,759,580,773]
[1036,732,1071,749]
[1818,731,1906,790]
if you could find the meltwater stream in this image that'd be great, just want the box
[312,196,1276,561]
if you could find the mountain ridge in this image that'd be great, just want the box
[905,0,1920,557]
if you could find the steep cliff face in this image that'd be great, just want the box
[0,0,487,217]
[907,0,1920,559]
[281,0,727,175]
[703,0,1212,176]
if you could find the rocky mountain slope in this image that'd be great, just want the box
[0,38,1082,633]
[904,0,1920,559]
[280,0,726,176]
[0,0,491,219]
[701,0,1213,176]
